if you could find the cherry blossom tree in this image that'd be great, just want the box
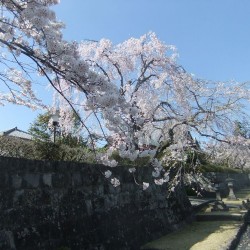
[1,1,250,189]
[49,32,250,189]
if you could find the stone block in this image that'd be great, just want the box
[85,200,93,216]
[0,173,8,188]
[92,185,104,196]
[71,172,82,187]
[211,201,229,212]
[43,173,52,187]
[11,175,22,189]
[23,174,40,188]
[0,230,16,250]
[52,173,69,188]
[13,189,24,204]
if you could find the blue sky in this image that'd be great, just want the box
[1,0,250,132]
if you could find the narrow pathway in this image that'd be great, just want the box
[141,188,250,250]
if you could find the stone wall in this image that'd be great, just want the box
[0,157,192,250]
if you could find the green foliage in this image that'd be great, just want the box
[157,147,201,173]
[57,134,86,148]
[157,146,242,174]
[32,140,61,161]
[22,111,95,162]
[31,140,96,162]
[0,136,36,159]
[55,144,96,162]
[185,149,242,173]
[233,119,250,139]
[0,135,96,163]
[198,163,242,173]
[0,110,95,162]
[29,111,87,147]
[154,141,172,159]
[29,112,51,141]
[0,134,245,173]
[111,151,151,167]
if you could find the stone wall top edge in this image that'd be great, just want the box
[0,156,153,176]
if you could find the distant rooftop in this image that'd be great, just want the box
[0,127,33,140]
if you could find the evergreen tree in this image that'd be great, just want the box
[29,112,87,147]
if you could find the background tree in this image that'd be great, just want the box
[28,111,93,161]
[0,135,36,159]
[29,111,87,147]
[29,112,51,141]
[205,120,250,172]
[233,119,250,139]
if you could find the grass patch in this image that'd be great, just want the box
[235,189,250,199]
[199,163,242,173]
[141,221,242,250]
